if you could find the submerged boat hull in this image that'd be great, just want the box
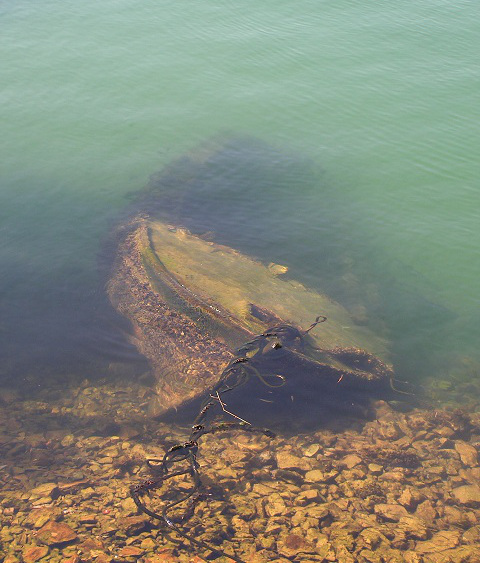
[107,217,393,419]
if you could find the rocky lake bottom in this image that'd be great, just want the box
[1,369,480,563]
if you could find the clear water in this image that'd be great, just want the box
[1,0,480,386]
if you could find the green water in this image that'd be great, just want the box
[1,0,479,384]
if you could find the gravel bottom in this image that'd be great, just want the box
[1,370,480,563]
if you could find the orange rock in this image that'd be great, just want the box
[275,451,313,471]
[144,555,175,562]
[455,441,478,467]
[278,532,313,558]
[341,454,362,469]
[452,484,480,507]
[57,479,92,495]
[119,546,144,557]
[117,515,149,535]
[94,554,113,563]
[374,503,408,522]
[36,520,77,546]
[78,538,105,554]
[22,545,49,563]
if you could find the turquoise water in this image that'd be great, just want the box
[1,0,479,384]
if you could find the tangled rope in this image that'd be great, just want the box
[130,316,327,562]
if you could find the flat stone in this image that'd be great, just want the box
[341,454,362,469]
[374,503,408,522]
[22,545,49,563]
[296,489,320,506]
[140,538,156,549]
[265,493,286,517]
[276,451,312,471]
[90,554,112,563]
[368,463,383,475]
[357,548,382,563]
[30,483,59,499]
[398,516,428,540]
[253,483,276,496]
[398,487,424,510]
[380,470,405,482]
[304,469,324,482]
[24,507,62,529]
[277,532,313,558]
[78,538,105,554]
[36,521,77,546]
[144,550,177,562]
[118,546,144,557]
[455,441,478,467]
[443,505,473,528]
[462,525,480,545]
[460,467,480,484]
[357,527,388,550]
[404,553,422,563]
[452,484,480,507]
[57,479,91,495]
[335,544,355,563]
[80,486,96,500]
[436,426,455,438]
[121,497,138,514]
[415,530,461,554]
[32,496,54,506]
[306,504,330,521]
[117,515,149,535]
[265,520,284,534]
[432,547,480,563]
[414,500,437,524]
[304,444,320,457]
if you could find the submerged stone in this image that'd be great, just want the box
[22,545,49,563]
[452,485,480,507]
[454,441,478,467]
[36,521,77,546]
[374,503,409,522]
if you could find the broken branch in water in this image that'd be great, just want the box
[209,390,251,425]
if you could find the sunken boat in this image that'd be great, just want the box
[106,136,414,428]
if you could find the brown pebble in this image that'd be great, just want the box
[454,441,478,467]
[119,546,144,557]
[341,454,362,469]
[374,503,409,522]
[452,484,480,507]
[22,545,49,563]
[415,530,461,554]
[36,520,77,546]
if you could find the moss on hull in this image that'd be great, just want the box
[146,220,391,361]
[107,217,393,418]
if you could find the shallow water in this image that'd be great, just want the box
[1,0,480,386]
[1,1,480,560]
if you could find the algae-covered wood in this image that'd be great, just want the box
[147,220,390,361]
[108,216,392,418]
